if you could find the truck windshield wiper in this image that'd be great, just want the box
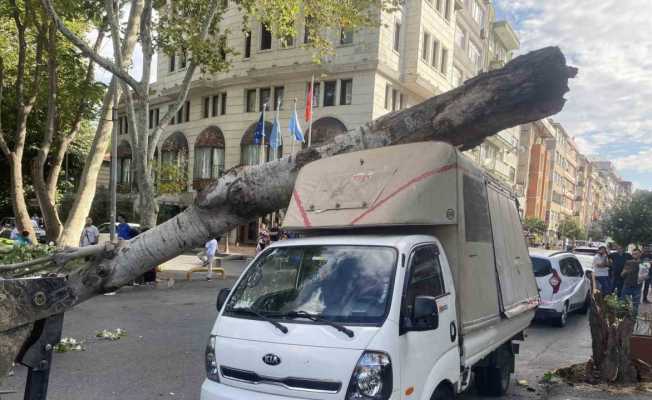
[282,310,355,338]
[230,307,288,334]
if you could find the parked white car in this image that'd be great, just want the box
[530,252,591,327]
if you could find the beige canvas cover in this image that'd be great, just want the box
[284,142,459,229]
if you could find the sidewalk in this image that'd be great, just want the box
[158,245,254,281]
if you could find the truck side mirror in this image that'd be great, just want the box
[216,288,231,311]
[412,296,439,331]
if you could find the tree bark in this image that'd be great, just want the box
[57,2,144,247]
[0,46,576,376]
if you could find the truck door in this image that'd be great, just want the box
[400,244,459,400]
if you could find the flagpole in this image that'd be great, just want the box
[291,98,297,155]
[260,103,266,165]
[275,98,281,161]
[308,73,315,147]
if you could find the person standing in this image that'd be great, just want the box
[621,248,643,314]
[609,245,632,297]
[80,218,100,247]
[269,223,280,242]
[14,231,32,247]
[256,223,270,254]
[593,246,612,294]
[205,236,219,280]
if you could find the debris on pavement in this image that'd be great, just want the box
[96,328,127,340]
[53,337,85,352]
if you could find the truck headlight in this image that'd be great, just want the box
[346,351,392,399]
[205,335,220,382]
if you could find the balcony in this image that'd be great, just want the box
[493,21,520,51]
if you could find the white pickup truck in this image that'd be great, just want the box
[201,142,539,400]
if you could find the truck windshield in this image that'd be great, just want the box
[224,245,398,325]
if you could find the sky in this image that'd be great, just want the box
[494,0,652,190]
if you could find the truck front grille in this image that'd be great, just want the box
[220,366,342,394]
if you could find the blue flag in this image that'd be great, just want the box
[270,114,282,150]
[289,109,304,142]
[254,111,265,145]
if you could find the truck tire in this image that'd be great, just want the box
[431,383,455,400]
[475,345,514,397]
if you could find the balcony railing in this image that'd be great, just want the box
[193,178,217,192]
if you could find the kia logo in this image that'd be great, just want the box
[262,353,281,366]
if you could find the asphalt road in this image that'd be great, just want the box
[0,268,629,400]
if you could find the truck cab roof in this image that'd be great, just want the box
[268,233,442,253]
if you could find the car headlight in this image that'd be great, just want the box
[346,351,392,399]
[205,335,220,382]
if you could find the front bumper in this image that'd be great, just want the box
[200,380,400,400]
[535,301,565,319]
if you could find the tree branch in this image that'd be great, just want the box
[0,56,10,157]
[147,0,221,160]
[39,0,144,96]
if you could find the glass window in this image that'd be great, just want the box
[435,0,443,13]
[559,258,581,277]
[281,34,294,48]
[179,51,187,69]
[212,95,219,117]
[304,17,313,44]
[184,101,190,122]
[422,32,430,62]
[340,79,352,106]
[220,92,227,115]
[384,84,391,110]
[169,105,175,125]
[455,25,466,49]
[148,110,154,129]
[473,0,485,27]
[463,175,492,242]
[468,41,482,73]
[224,245,398,324]
[440,47,448,75]
[119,158,131,184]
[444,0,451,20]
[273,86,284,110]
[203,97,210,119]
[530,257,553,277]
[260,24,272,50]
[399,93,405,110]
[244,30,251,58]
[177,105,184,124]
[393,22,401,52]
[340,28,353,45]
[260,87,271,111]
[194,147,225,179]
[405,246,446,314]
[308,81,320,108]
[246,89,257,113]
[392,89,398,111]
[323,81,336,107]
[169,53,175,72]
[453,66,463,87]
[431,40,439,68]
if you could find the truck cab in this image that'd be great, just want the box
[201,142,539,400]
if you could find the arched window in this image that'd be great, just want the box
[193,127,225,191]
[116,141,132,191]
[160,132,189,191]
[240,121,282,165]
[303,117,347,148]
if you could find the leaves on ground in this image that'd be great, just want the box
[54,337,85,353]
[96,328,127,341]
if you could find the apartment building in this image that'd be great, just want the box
[115,0,458,243]
[544,121,579,240]
[516,119,555,220]
[453,0,521,188]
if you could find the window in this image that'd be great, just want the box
[259,87,271,111]
[440,47,448,75]
[472,0,484,27]
[560,258,583,277]
[453,66,463,87]
[220,92,227,115]
[308,81,320,108]
[194,147,224,180]
[455,25,466,49]
[148,110,154,129]
[221,0,228,8]
[176,106,183,124]
[393,22,401,52]
[431,39,439,68]
[444,0,451,20]
[340,79,353,105]
[281,34,294,48]
[304,17,313,44]
[246,89,257,113]
[148,108,159,129]
[463,175,492,242]
[392,88,398,111]
[405,246,446,313]
[323,81,336,107]
[184,100,190,122]
[399,93,405,110]
[119,157,131,185]
[340,28,353,45]
[244,30,251,58]
[203,97,210,119]
[273,86,284,110]
[422,32,430,62]
[384,84,391,110]
[530,257,553,277]
[212,95,219,117]
[468,41,482,73]
[260,24,272,50]
[435,0,443,12]
[169,53,176,72]
[179,51,187,69]
[169,105,175,125]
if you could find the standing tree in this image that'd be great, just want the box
[557,216,585,241]
[0,47,577,379]
[602,191,652,247]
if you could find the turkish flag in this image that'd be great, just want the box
[305,82,313,122]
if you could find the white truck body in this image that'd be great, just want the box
[201,142,539,400]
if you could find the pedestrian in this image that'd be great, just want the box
[14,231,32,247]
[593,246,612,294]
[609,245,632,297]
[205,236,219,280]
[621,248,644,314]
[80,217,100,247]
[117,215,136,240]
[256,223,270,254]
[269,223,280,242]
[642,253,651,304]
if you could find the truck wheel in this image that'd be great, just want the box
[554,303,569,327]
[431,383,455,400]
[475,364,511,396]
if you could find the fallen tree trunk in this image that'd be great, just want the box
[0,46,576,377]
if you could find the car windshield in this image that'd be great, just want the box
[224,245,398,325]
[573,248,598,255]
[530,257,553,277]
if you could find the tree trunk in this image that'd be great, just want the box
[9,154,34,242]
[588,292,638,383]
[0,46,577,376]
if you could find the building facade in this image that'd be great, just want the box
[115,0,462,243]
